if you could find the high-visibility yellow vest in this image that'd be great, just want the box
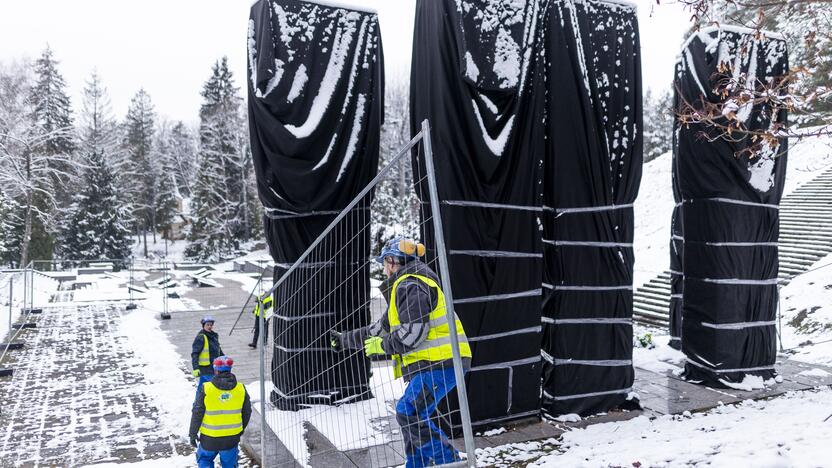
[200,381,246,438]
[253,294,273,318]
[387,273,471,379]
[198,334,210,367]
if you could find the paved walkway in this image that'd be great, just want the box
[0,302,190,466]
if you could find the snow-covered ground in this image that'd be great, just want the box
[0,271,59,344]
[633,133,832,289]
[779,252,832,366]
[480,387,832,467]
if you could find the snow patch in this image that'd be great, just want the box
[287,64,309,103]
[798,368,831,378]
[464,51,479,82]
[471,99,515,157]
[553,413,581,423]
[747,154,776,192]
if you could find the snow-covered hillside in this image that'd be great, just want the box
[633,134,832,289]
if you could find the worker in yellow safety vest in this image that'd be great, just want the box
[248,293,273,349]
[191,316,224,400]
[189,355,251,468]
[331,237,472,468]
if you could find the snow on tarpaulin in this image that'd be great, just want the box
[673,26,788,387]
[248,0,384,408]
[411,0,546,428]
[541,0,643,417]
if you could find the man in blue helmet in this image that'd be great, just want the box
[191,316,224,400]
[331,237,472,468]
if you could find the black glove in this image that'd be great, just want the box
[189,435,198,448]
[330,331,343,352]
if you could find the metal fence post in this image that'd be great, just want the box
[259,294,267,467]
[420,119,477,467]
[8,274,12,333]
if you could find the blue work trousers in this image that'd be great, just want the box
[195,373,214,403]
[196,444,238,468]
[396,367,460,468]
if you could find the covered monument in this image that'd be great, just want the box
[540,0,643,417]
[673,26,789,386]
[247,0,384,408]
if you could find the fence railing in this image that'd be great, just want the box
[256,120,476,467]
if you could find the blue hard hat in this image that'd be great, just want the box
[201,316,216,325]
[375,237,425,264]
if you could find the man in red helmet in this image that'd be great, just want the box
[189,355,252,468]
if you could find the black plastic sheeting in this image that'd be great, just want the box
[247,0,384,409]
[411,0,545,428]
[674,27,788,387]
[411,0,643,424]
[541,0,642,417]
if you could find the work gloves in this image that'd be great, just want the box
[364,336,385,357]
[330,331,343,352]
[330,332,386,357]
[192,369,200,378]
[189,435,198,448]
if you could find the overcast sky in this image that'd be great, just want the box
[0,0,691,124]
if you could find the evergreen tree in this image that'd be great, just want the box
[60,150,132,261]
[186,57,257,260]
[28,46,76,264]
[0,189,22,267]
[57,71,133,260]
[168,121,198,196]
[123,89,157,254]
[643,89,673,162]
[152,121,180,239]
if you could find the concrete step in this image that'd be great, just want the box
[634,289,671,302]
[779,251,825,262]
[633,295,670,309]
[634,301,670,316]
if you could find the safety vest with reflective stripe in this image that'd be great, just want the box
[388,273,472,379]
[198,334,210,367]
[253,294,273,318]
[200,381,246,438]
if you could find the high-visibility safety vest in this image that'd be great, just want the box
[200,381,246,438]
[198,334,210,367]
[253,293,273,318]
[387,273,472,379]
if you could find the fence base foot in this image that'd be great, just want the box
[0,342,23,350]
[161,312,171,320]
[126,303,138,310]
[11,323,36,329]
[0,368,13,377]
[167,292,180,299]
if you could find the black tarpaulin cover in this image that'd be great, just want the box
[411,0,545,427]
[541,0,642,417]
[674,26,788,387]
[247,0,384,408]
[669,84,684,350]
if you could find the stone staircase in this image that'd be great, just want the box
[633,164,832,328]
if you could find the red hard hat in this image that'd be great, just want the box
[213,356,234,370]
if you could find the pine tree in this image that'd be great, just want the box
[152,121,180,239]
[31,46,75,157]
[28,46,76,264]
[123,89,157,255]
[186,57,257,260]
[168,121,198,196]
[61,150,132,262]
[0,59,75,267]
[0,189,22,266]
[643,89,673,162]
